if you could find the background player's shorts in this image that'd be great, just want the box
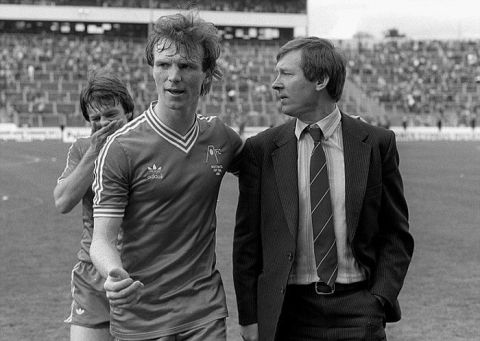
[64,261,109,328]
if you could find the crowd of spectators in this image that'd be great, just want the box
[0,0,306,13]
[0,33,147,124]
[345,39,480,127]
[0,33,286,127]
[2,32,480,128]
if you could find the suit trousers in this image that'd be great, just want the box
[275,282,386,341]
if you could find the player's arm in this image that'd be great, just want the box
[233,138,262,326]
[53,146,99,213]
[224,122,245,176]
[53,120,123,213]
[91,217,143,307]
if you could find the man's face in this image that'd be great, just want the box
[272,49,319,119]
[152,40,207,114]
[88,103,128,133]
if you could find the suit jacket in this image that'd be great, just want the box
[233,113,414,341]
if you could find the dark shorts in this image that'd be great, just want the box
[115,318,226,341]
[64,261,110,328]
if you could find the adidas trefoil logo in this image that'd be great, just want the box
[75,308,85,315]
[147,164,164,180]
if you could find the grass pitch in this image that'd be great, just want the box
[0,140,479,341]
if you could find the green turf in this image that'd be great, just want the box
[1,140,479,341]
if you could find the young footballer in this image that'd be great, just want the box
[90,11,243,341]
[54,69,134,341]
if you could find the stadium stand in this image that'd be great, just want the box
[344,39,480,127]
[1,31,292,128]
[0,1,478,129]
[0,0,306,13]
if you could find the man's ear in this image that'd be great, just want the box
[126,112,134,121]
[316,76,329,91]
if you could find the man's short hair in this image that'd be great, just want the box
[80,68,135,122]
[276,37,346,102]
[145,11,221,96]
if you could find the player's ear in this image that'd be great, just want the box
[126,112,133,121]
[316,76,329,91]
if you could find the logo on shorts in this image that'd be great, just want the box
[75,307,85,315]
[205,145,223,176]
[147,164,164,180]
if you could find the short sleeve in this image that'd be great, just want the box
[57,139,84,183]
[224,122,244,175]
[92,138,130,218]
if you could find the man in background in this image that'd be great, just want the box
[54,68,134,341]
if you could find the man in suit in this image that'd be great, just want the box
[233,37,414,341]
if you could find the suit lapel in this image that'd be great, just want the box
[272,120,298,239]
[342,114,371,242]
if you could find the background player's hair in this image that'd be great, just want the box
[145,11,222,96]
[80,68,135,122]
[276,37,346,102]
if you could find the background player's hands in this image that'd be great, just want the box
[104,267,144,308]
[90,120,124,153]
[239,323,258,341]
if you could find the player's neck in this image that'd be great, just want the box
[153,102,196,135]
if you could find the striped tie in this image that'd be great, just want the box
[308,124,337,292]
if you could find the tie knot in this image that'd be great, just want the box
[308,124,323,143]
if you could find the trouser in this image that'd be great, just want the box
[275,281,386,341]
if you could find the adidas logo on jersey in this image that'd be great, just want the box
[147,164,164,180]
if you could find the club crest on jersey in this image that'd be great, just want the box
[205,145,223,176]
[147,164,164,180]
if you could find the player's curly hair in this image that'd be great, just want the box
[80,68,135,122]
[145,11,222,96]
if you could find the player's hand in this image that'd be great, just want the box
[90,120,124,153]
[104,267,144,308]
[349,114,368,123]
[239,323,258,341]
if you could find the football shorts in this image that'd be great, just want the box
[64,261,109,328]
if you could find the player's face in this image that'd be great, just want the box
[152,40,207,114]
[272,49,320,120]
[88,103,128,133]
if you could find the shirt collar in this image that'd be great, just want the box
[294,105,341,141]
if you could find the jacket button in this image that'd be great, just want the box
[287,252,293,261]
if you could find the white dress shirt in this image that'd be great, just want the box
[288,106,366,285]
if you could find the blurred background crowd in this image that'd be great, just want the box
[0,0,478,130]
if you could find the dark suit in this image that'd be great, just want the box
[233,113,414,341]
